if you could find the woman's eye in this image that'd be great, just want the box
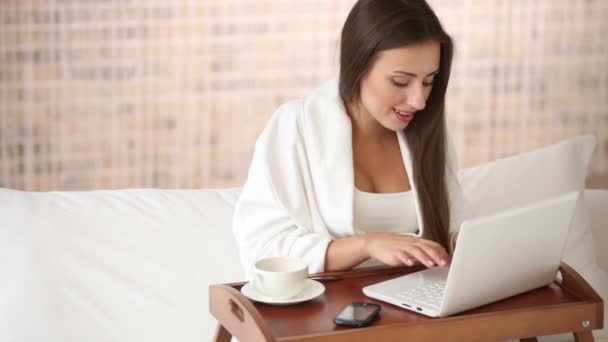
[391,80,408,87]
[391,80,434,87]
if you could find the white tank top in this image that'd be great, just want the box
[353,187,419,235]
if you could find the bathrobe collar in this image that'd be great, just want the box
[301,80,424,238]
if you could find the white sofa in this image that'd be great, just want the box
[1,134,606,342]
[0,186,606,342]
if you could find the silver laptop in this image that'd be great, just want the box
[362,191,580,317]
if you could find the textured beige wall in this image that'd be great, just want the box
[0,0,606,191]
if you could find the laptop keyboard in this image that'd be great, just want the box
[395,281,446,308]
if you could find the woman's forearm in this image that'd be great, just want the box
[324,233,452,271]
[324,234,370,271]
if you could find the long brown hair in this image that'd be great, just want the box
[339,0,454,248]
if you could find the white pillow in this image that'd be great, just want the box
[584,190,608,341]
[0,188,244,342]
[458,134,607,340]
[586,190,608,271]
[458,135,595,218]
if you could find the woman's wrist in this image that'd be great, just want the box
[325,234,372,271]
[360,233,372,259]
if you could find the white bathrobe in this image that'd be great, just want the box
[233,80,464,276]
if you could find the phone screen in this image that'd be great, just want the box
[335,302,380,325]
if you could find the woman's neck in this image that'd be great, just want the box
[346,100,395,144]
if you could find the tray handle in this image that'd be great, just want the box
[209,284,275,342]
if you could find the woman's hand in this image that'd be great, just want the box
[363,233,451,268]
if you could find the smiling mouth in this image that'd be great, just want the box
[394,108,414,115]
[393,108,415,122]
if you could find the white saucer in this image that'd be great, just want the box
[241,279,325,306]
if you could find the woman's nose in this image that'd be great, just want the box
[406,85,427,111]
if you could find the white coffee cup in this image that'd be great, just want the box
[252,257,308,300]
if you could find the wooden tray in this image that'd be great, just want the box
[209,262,603,342]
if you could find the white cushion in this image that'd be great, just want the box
[458,134,607,340]
[0,188,244,342]
[584,189,608,341]
[586,190,608,271]
[534,191,608,342]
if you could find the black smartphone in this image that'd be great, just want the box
[333,301,381,327]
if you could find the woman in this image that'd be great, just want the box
[233,0,464,277]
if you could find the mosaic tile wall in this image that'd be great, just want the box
[0,0,606,191]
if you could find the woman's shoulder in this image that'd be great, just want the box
[257,79,345,147]
[252,99,305,155]
[258,99,305,144]
[271,99,305,122]
[271,79,340,122]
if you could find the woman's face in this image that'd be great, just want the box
[355,40,441,133]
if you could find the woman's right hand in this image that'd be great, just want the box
[363,233,450,268]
